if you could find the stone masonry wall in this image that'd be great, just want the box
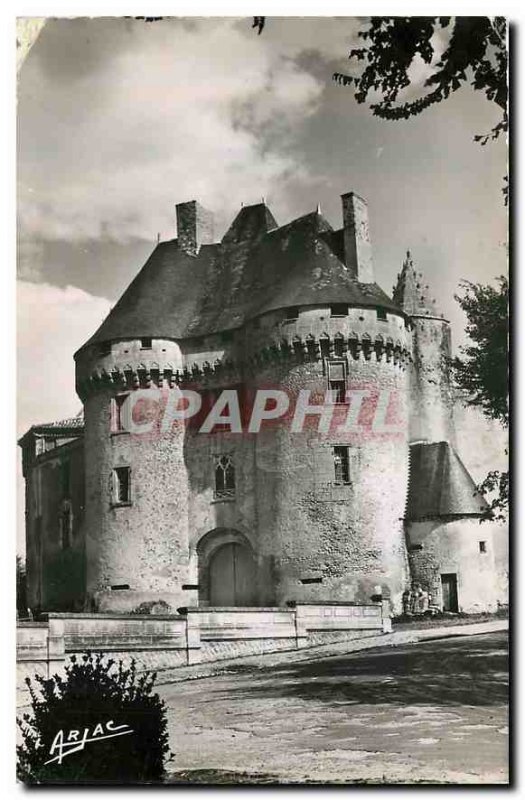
[409,317,455,445]
[246,306,411,613]
[407,518,501,612]
[25,440,85,612]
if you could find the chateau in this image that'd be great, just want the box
[19,192,508,616]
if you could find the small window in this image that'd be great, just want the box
[59,505,72,550]
[112,394,129,432]
[479,541,487,553]
[330,304,348,317]
[327,360,347,403]
[113,466,131,505]
[284,306,299,321]
[111,584,130,591]
[214,454,235,499]
[376,308,387,321]
[333,446,350,485]
[140,337,152,349]
[220,330,234,344]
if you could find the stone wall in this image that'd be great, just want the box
[74,302,413,614]
[409,316,455,445]
[24,439,85,612]
[249,316,411,611]
[407,518,503,612]
[17,603,389,705]
[81,342,191,612]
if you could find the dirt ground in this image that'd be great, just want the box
[161,631,509,785]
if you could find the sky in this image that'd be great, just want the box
[16,16,508,551]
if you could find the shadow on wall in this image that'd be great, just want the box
[211,632,508,708]
[44,549,86,612]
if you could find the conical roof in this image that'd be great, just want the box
[393,251,443,317]
[77,202,403,356]
[406,441,489,520]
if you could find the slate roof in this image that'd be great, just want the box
[393,251,444,318]
[18,413,84,445]
[78,203,403,354]
[406,441,489,520]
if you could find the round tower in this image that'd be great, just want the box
[239,196,413,613]
[245,300,412,612]
[393,252,455,445]
[75,337,190,613]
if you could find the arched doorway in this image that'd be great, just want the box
[196,529,257,607]
[209,542,256,606]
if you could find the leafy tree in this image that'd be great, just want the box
[254,17,508,198]
[17,652,173,784]
[333,18,506,129]
[453,276,508,519]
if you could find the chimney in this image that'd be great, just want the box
[175,200,214,255]
[341,192,374,283]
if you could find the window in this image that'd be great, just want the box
[112,394,129,432]
[333,446,350,484]
[479,541,487,553]
[376,308,387,321]
[113,466,131,505]
[327,359,347,404]
[220,330,234,344]
[59,503,72,549]
[214,454,235,499]
[284,306,299,321]
[140,337,152,349]
[330,303,348,317]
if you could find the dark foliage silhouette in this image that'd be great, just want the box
[17,651,172,784]
[454,276,508,519]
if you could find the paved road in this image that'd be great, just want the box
[161,631,509,784]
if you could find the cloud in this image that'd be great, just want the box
[18,17,325,243]
[17,280,112,554]
[17,281,111,434]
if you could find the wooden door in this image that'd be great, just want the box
[441,573,458,612]
[209,543,256,606]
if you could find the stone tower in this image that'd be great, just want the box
[75,337,191,612]
[394,252,499,613]
[20,191,508,617]
[71,192,416,613]
[393,251,455,446]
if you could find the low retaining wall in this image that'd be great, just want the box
[17,602,390,705]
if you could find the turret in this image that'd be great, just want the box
[394,251,455,445]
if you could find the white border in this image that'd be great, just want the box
[2,3,519,797]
